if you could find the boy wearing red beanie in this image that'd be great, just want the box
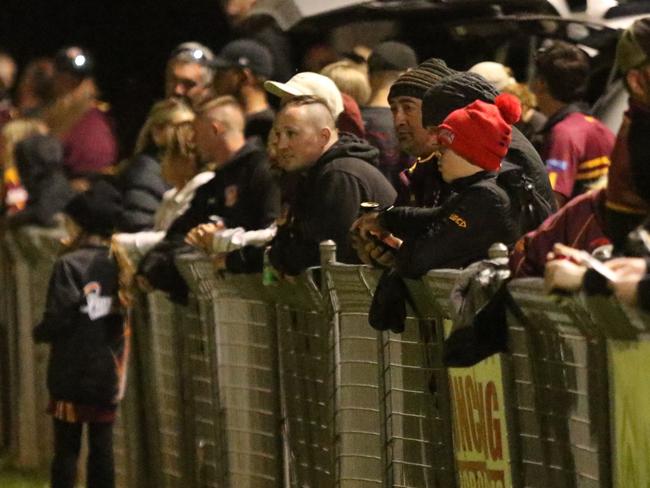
[354,94,522,278]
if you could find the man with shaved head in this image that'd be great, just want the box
[138,96,280,302]
[267,95,396,275]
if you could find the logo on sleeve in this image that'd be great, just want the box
[224,185,239,207]
[80,282,114,320]
[448,213,467,228]
[546,159,568,171]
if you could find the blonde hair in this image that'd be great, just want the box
[502,82,538,116]
[321,60,371,106]
[134,98,195,155]
[1,118,48,170]
[163,121,197,166]
[1,118,48,208]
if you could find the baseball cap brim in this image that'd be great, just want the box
[211,56,237,70]
[264,80,305,99]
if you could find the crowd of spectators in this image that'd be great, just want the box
[5,15,650,488]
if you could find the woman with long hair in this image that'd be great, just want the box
[116,98,196,232]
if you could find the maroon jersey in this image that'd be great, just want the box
[543,108,615,199]
[62,106,117,176]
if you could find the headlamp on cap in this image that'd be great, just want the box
[169,42,215,67]
[54,46,94,79]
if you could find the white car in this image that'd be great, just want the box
[249,0,650,132]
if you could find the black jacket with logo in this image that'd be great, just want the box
[165,140,279,243]
[269,135,397,276]
[380,171,519,278]
[33,244,126,407]
[139,140,280,301]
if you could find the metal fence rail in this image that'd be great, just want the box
[6,229,650,488]
[0,239,16,455]
[112,309,148,488]
[508,278,611,487]
[176,256,283,488]
[144,291,191,487]
[323,263,384,487]
[271,269,334,487]
[3,226,64,470]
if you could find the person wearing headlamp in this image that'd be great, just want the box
[165,41,215,108]
[44,46,117,186]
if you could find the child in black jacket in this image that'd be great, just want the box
[355,94,523,332]
[355,93,522,278]
[33,180,126,488]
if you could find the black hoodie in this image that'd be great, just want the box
[138,139,280,302]
[269,134,397,276]
[9,134,74,228]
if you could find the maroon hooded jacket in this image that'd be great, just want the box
[510,189,610,277]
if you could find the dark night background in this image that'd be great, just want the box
[1,0,232,156]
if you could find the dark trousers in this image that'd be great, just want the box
[51,418,115,488]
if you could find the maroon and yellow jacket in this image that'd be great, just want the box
[510,189,610,277]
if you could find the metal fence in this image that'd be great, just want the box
[3,228,650,488]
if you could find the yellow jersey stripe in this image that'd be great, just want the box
[578,156,610,170]
[575,168,609,181]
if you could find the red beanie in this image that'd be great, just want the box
[437,93,521,171]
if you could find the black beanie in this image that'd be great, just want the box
[15,135,64,190]
[368,41,418,73]
[64,180,123,236]
[421,71,499,127]
[388,57,456,101]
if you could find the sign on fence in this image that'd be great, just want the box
[449,352,512,488]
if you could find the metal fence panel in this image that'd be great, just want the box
[423,270,521,488]
[5,233,647,488]
[271,273,334,487]
[508,278,610,487]
[584,295,650,487]
[209,277,281,487]
[144,291,192,487]
[0,240,16,454]
[177,255,283,488]
[113,297,152,488]
[4,227,64,469]
[323,264,383,487]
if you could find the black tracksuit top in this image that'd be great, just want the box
[165,139,280,243]
[33,244,126,406]
[380,171,519,278]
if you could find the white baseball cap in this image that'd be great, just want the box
[469,62,516,92]
[264,72,344,118]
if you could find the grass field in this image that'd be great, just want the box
[0,468,47,488]
[0,457,48,488]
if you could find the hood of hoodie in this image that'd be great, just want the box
[317,133,380,168]
[15,134,65,191]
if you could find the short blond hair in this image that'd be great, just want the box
[321,60,371,106]
[197,95,245,133]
